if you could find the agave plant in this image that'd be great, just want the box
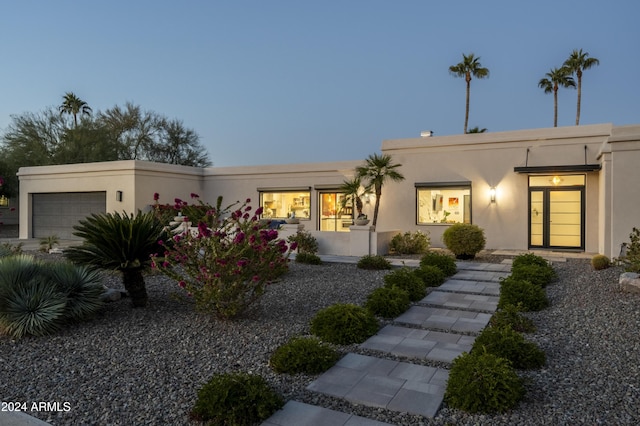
[64,211,167,308]
[0,255,67,338]
[44,262,104,321]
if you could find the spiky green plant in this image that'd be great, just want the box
[0,255,67,338]
[64,211,167,308]
[44,262,104,322]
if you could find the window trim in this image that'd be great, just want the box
[258,188,312,220]
[415,182,472,225]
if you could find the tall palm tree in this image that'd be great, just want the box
[467,126,487,133]
[355,153,405,227]
[563,49,600,125]
[59,92,92,127]
[538,67,576,127]
[449,53,489,134]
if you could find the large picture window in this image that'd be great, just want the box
[259,189,310,220]
[416,182,471,224]
[319,191,351,232]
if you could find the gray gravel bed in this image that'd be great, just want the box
[1,255,640,425]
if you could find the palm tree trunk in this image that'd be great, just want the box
[123,268,148,307]
[464,79,471,134]
[575,77,582,125]
[553,89,558,127]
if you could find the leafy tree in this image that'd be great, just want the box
[538,67,576,127]
[355,153,405,227]
[563,49,600,125]
[449,53,489,134]
[150,118,210,166]
[59,92,92,127]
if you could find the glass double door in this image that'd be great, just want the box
[529,187,584,250]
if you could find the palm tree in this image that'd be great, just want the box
[59,92,92,127]
[64,211,167,308]
[467,126,487,133]
[538,67,576,127]
[339,176,366,221]
[563,49,600,125]
[355,153,405,227]
[449,53,490,134]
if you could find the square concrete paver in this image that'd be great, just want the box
[361,325,474,363]
[262,400,394,426]
[421,291,499,312]
[451,269,510,282]
[438,279,500,296]
[395,306,492,333]
[307,353,448,418]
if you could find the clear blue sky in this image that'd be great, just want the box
[1,1,638,167]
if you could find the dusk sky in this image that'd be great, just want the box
[1,1,638,167]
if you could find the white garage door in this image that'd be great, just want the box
[32,192,106,239]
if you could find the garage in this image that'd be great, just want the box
[32,192,106,239]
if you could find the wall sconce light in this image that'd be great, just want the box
[489,187,496,203]
[116,191,123,202]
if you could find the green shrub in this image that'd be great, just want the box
[591,254,611,270]
[510,263,557,288]
[39,235,60,252]
[445,350,524,413]
[0,242,23,258]
[621,227,640,273]
[473,326,546,370]
[489,303,536,333]
[511,252,549,269]
[365,287,411,318]
[0,255,67,338]
[270,336,340,374]
[498,277,549,312]
[414,264,446,288]
[357,254,392,270]
[389,230,430,255]
[44,262,104,322]
[191,372,283,425]
[295,252,322,265]
[310,303,379,345]
[287,230,319,254]
[383,267,426,301]
[442,223,486,259]
[419,251,457,276]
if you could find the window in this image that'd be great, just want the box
[0,195,8,207]
[319,191,351,232]
[416,182,471,224]
[259,190,310,220]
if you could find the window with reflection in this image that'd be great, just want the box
[416,183,471,224]
[319,191,351,232]
[259,190,310,219]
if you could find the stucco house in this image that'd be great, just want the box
[16,123,640,258]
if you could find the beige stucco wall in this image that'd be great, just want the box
[18,160,203,239]
[15,123,640,258]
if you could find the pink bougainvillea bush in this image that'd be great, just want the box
[152,194,294,319]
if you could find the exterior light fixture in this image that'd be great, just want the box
[116,191,123,202]
[551,176,562,186]
[489,187,496,203]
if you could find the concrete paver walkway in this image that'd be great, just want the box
[263,259,512,424]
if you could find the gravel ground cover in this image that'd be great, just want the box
[1,251,640,425]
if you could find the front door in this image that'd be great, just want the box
[529,175,585,250]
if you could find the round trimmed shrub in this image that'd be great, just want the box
[383,267,426,301]
[498,277,549,312]
[489,303,536,333]
[510,263,557,288]
[357,255,392,270]
[442,223,486,259]
[591,254,611,270]
[365,287,411,318]
[414,264,446,288]
[191,372,283,424]
[310,303,379,345]
[270,336,340,374]
[511,253,549,269]
[295,252,322,265]
[419,251,457,277]
[445,350,524,413]
[389,230,430,255]
[473,326,546,370]
[287,230,319,254]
